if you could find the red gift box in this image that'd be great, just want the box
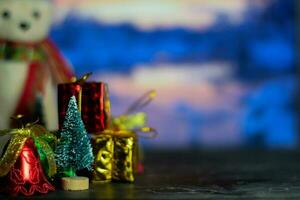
[58,81,111,133]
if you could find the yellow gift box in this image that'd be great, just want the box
[92,131,138,182]
[91,90,157,182]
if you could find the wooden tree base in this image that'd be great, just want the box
[61,176,89,191]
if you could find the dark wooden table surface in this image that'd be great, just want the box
[3,150,300,199]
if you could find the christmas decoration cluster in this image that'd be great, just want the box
[0,74,156,196]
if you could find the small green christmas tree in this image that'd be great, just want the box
[55,96,94,177]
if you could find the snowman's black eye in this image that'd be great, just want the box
[32,11,40,19]
[2,10,10,19]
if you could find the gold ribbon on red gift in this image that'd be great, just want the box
[70,72,93,113]
[63,73,110,133]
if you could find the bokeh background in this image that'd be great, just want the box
[51,0,297,149]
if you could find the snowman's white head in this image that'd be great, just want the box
[0,0,52,43]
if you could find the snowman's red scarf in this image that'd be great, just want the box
[0,38,73,120]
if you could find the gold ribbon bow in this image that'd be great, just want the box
[0,117,57,177]
[104,90,158,138]
[70,72,93,85]
[70,72,93,112]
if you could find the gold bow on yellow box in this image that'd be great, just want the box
[92,90,157,182]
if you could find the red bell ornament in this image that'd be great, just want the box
[1,139,54,196]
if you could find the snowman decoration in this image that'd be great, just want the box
[0,0,73,130]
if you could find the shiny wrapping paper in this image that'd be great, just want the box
[113,135,136,182]
[92,135,113,181]
[92,132,137,182]
[57,82,111,133]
